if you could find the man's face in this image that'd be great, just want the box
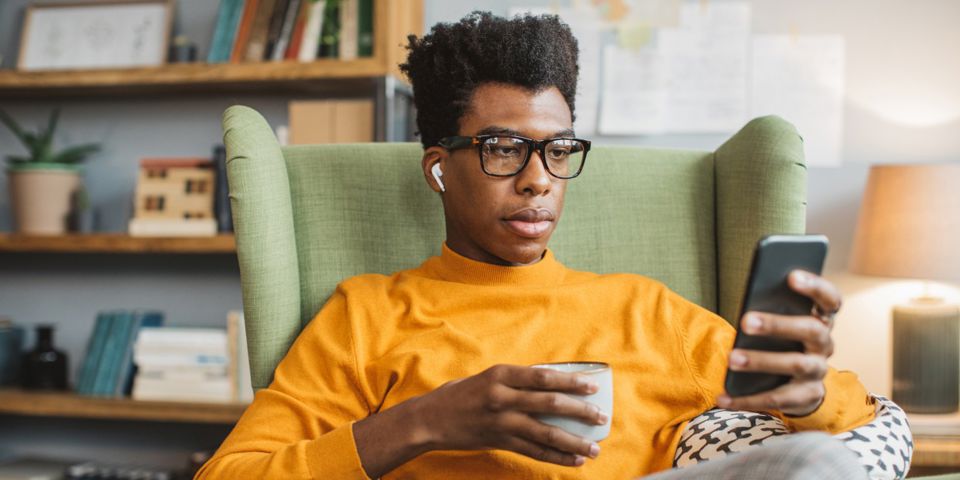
[423,82,573,266]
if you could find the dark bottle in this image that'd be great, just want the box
[21,324,68,390]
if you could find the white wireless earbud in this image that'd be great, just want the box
[431,163,446,192]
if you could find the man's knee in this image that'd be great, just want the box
[759,432,867,480]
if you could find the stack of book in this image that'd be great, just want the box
[130,311,253,404]
[207,0,374,64]
[76,311,165,397]
[131,327,232,403]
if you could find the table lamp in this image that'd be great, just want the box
[850,163,960,413]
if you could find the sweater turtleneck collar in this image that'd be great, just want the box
[420,243,567,286]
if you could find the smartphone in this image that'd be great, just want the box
[723,234,828,397]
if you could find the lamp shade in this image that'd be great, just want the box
[850,163,960,281]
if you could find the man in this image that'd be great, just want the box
[196,12,874,479]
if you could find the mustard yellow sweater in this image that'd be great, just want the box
[196,245,875,479]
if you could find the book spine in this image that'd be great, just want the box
[215,0,248,63]
[230,0,262,63]
[206,0,232,63]
[297,0,326,62]
[91,312,123,396]
[318,0,341,59]
[283,0,310,60]
[77,312,111,395]
[245,0,280,62]
[272,0,303,61]
[263,0,292,60]
[338,0,358,61]
[114,311,164,397]
[357,0,373,57]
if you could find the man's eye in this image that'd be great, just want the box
[491,146,522,156]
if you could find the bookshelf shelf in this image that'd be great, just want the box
[0,60,392,98]
[0,389,247,424]
[0,233,236,254]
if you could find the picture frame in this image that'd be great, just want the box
[17,0,175,71]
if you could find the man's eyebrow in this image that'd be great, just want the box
[475,126,577,138]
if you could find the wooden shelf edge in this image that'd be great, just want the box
[0,233,236,254]
[913,436,960,468]
[0,389,248,424]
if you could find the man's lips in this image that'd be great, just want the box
[502,209,555,238]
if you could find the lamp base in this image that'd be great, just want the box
[892,297,960,414]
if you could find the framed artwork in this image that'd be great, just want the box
[17,0,175,71]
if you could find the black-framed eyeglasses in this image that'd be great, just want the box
[437,134,591,179]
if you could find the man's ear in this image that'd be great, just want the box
[422,147,447,194]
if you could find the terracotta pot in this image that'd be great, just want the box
[7,164,82,235]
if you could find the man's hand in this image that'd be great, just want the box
[717,270,842,417]
[353,364,606,478]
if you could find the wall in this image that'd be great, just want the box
[0,0,959,463]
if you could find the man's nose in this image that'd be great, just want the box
[514,149,552,196]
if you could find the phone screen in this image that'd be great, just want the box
[723,234,828,397]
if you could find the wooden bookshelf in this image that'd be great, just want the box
[0,233,236,254]
[0,389,247,424]
[0,0,423,99]
[913,436,960,468]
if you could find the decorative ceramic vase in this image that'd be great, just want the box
[21,324,69,391]
[7,163,82,235]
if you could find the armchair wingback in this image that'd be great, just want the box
[222,105,806,389]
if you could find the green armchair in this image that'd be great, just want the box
[221,105,806,390]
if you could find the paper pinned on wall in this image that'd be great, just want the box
[659,1,751,132]
[509,6,603,135]
[598,44,669,135]
[751,34,846,167]
[599,1,751,135]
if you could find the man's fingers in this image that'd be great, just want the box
[728,349,827,380]
[488,387,608,426]
[499,436,586,467]
[486,364,597,394]
[498,411,599,460]
[718,380,825,414]
[741,312,834,355]
[789,270,842,316]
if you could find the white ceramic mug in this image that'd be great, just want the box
[531,362,613,442]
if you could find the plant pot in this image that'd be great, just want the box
[7,163,82,235]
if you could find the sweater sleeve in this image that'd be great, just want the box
[670,288,876,434]
[195,288,373,480]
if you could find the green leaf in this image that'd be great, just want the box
[0,108,28,144]
[52,143,100,164]
[40,108,60,155]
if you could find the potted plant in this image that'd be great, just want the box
[1,108,100,235]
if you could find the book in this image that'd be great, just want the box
[128,218,218,237]
[283,0,311,60]
[317,0,341,58]
[230,0,262,63]
[114,311,164,397]
[92,311,133,396]
[76,312,114,395]
[263,0,292,60]
[132,376,233,403]
[244,0,280,62]
[132,326,232,403]
[338,0,358,60]
[272,0,303,61]
[297,0,326,62]
[357,0,373,57]
[207,0,247,63]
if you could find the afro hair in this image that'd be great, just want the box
[399,11,580,148]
